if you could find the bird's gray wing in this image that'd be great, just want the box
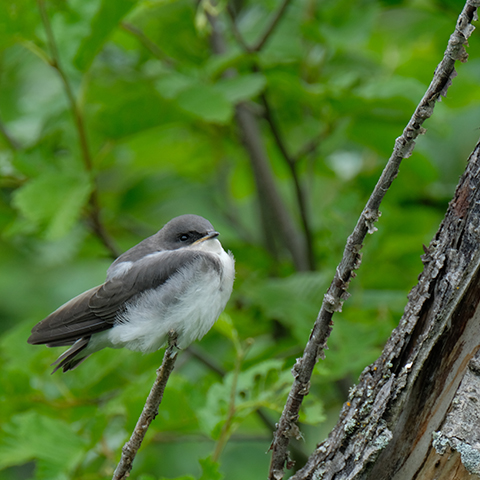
[27,286,105,346]
[28,250,220,346]
[89,249,221,319]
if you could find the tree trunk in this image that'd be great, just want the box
[291,139,480,480]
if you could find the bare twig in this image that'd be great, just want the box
[227,0,293,52]
[268,1,480,478]
[37,0,120,259]
[292,135,323,163]
[251,0,293,52]
[226,5,252,52]
[120,22,177,66]
[260,93,316,270]
[112,333,179,480]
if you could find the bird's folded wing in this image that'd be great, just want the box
[28,250,221,346]
[89,249,221,318]
[27,286,106,345]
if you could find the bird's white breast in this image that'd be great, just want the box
[105,238,234,352]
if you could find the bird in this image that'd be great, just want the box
[28,214,235,373]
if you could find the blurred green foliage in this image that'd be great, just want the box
[0,0,479,479]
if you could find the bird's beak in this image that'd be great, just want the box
[192,231,219,245]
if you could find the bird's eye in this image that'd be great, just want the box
[179,234,189,241]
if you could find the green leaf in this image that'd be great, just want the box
[198,359,291,438]
[11,170,92,239]
[203,50,248,78]
[0,411,88,476]
[300,398,326,425]
[213,74,266,104]
[0,1,39,50]
[199,456,223,480]
[156,72,196,99]
[74,0,138,71]
[176,84,233,124]
[157,476,195,480]
[244,272,330,342]
[354,75,425,103]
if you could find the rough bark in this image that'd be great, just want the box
[291,140,480,480]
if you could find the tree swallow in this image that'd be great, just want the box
[28,215,235,373]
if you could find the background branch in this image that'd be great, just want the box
[120,22,176,66]
[268,1,479,478]
[260,93,316,270]
[208,10,310,271]
[37,0,120,259]
[227,0,293,52]
[251,0,293,52]
[225,2,316,270]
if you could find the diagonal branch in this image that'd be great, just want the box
[227,0,293,52]
[251,0,293,52]
[37,0,120,259]
[120,22,177,66]
[268,1,480,478]
[112,334,179,480]
[260,93,316,270]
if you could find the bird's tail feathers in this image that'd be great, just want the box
[51,336,91,374]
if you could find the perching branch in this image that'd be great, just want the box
[268,1,480,478]
[37,0,120,259]
[112,333,179,480]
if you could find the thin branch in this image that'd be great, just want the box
[227,0,293,52]
[235,104,310,271]
[260,93,316,270]
[226,5,253,52]
[251,0,293,52]
[292,135,323,163]
[112,333,179,480]
[37,0,120,259]
[268,1,479,478]
[120,22,177,66]
[187,344,226,377]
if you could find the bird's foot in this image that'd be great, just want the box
[166,330,179,358]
